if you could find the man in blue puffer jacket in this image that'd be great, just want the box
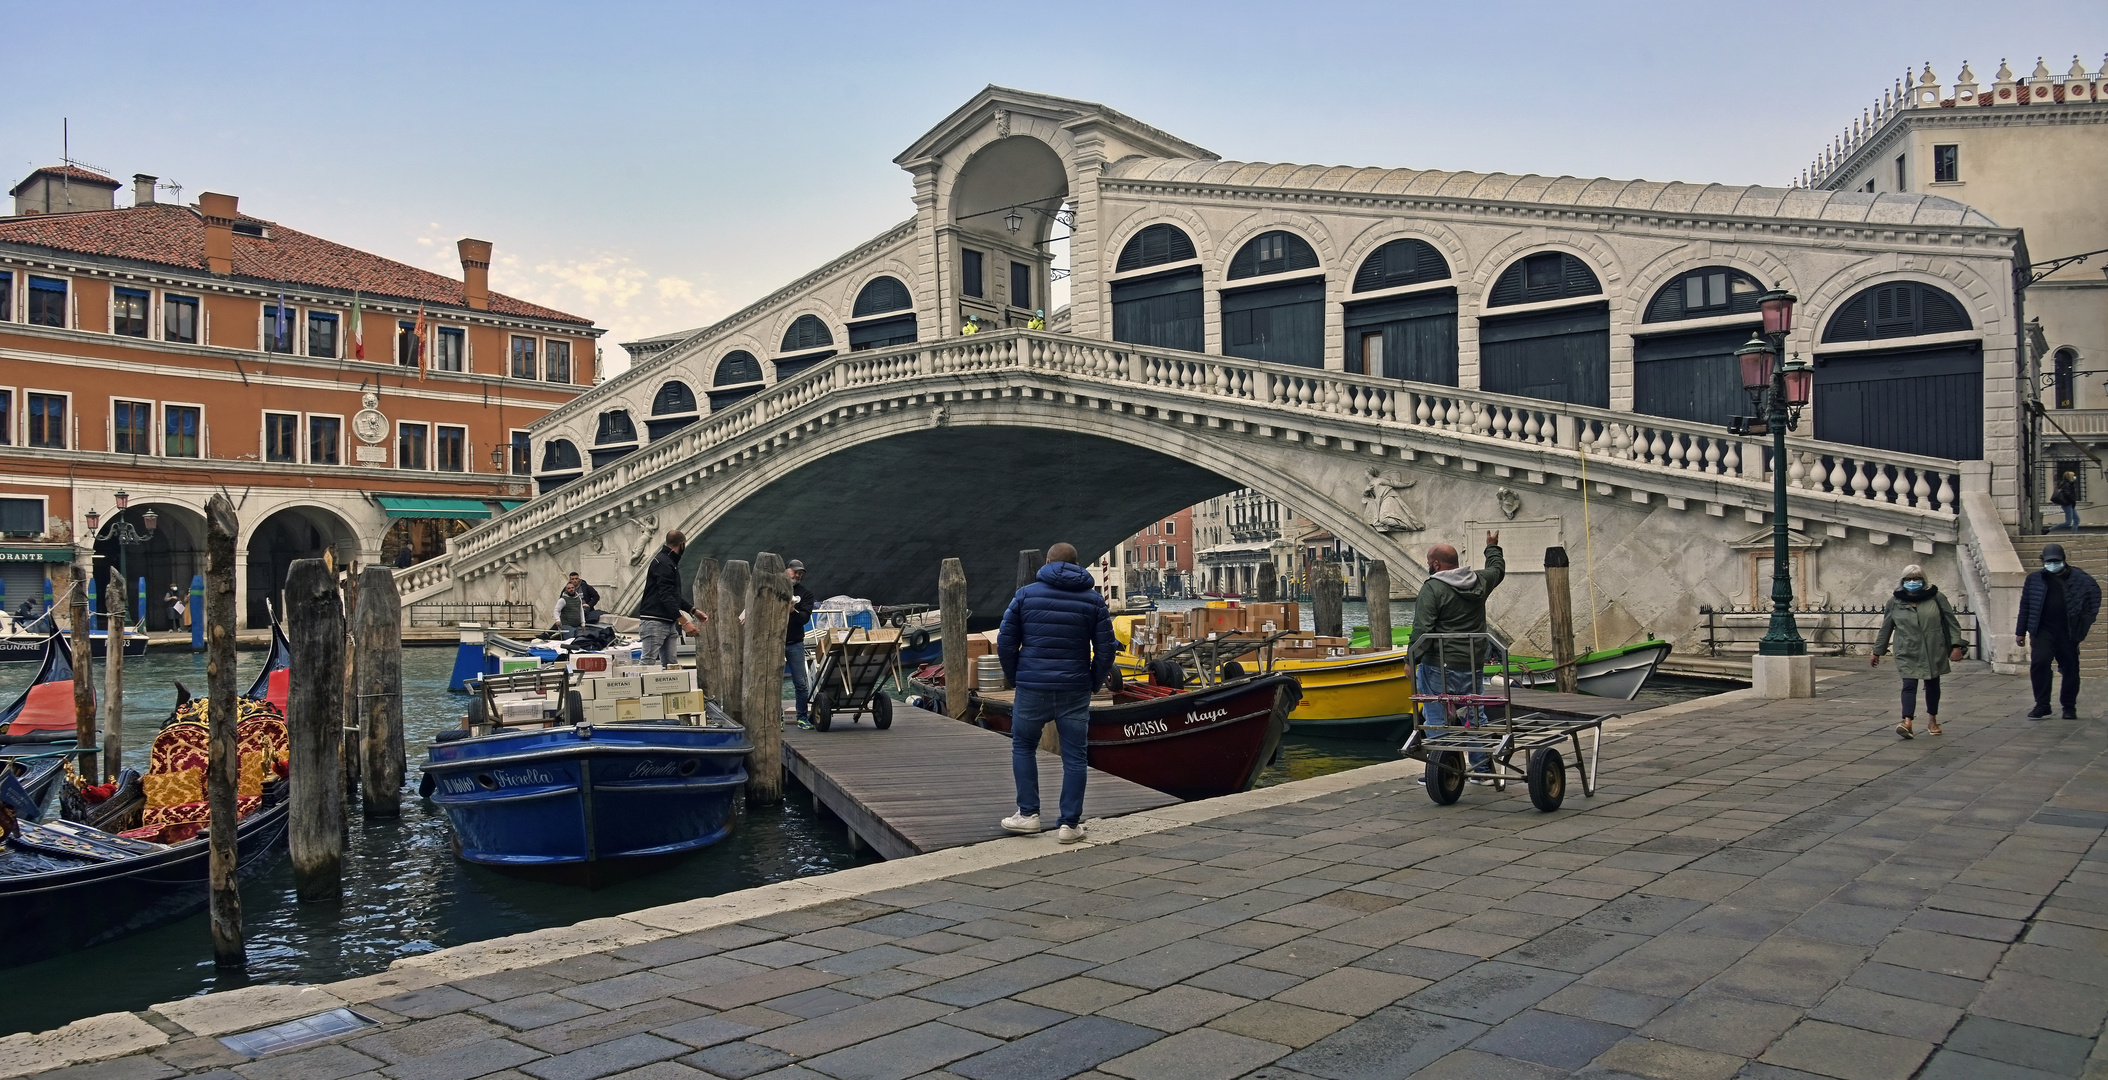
[997,543,1117,843]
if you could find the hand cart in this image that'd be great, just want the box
[1401,632,1604,811]
[1145,629,1299,686]
[809,626,900,731]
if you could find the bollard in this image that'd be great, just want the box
[692,556,722,700]
[102,577,125,780]
[285,559,346,901]
[1257,561,1279,604]
[1366,561,1393,651]
[1545,547,1579,694]
[204,494,244,968]
[68,564,96,782]
[715,560,752,718]
[1016,549,1041,593]
[355,566,404,817]
[940,559,969,720]
[1313,559,1344,638]
[189,573,205,652]
[742,553,792,805]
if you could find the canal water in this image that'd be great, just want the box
[0,626,1733,1033]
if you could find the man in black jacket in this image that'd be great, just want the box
[785,560,816,726]
[2018,542,2102,719]
[636,531,707,668]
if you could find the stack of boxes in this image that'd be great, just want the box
[578,665,703,723]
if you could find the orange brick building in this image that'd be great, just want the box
[0,165,602,626]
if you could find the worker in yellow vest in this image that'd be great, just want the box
[961,315,980,335]
[1027,309,1046,330]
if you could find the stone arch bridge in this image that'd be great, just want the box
[406,329,2015,664]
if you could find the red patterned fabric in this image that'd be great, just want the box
[139,697,289,835]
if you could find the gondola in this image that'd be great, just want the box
[0,626,148,663]
[971,672,1299,800]
[248,619,293,713]
[0,634,85,819]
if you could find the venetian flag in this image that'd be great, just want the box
[350,293,365,360]
[412,303,429,379]
[274,286,290,351]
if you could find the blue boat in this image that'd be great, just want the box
[419,680,753,884]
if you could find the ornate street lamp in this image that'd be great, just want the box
[1731,289,1808,660]
[86,491,159,627]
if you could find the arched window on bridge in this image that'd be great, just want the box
[777,313,838,381]
[1344,239,1456,383]
[1632,266,1767,425]
[710,350,768,409]
[646,381,699,442]
[1815,281,1980,460]
[1111,224,1203,353]
[1479,251,1608,408]
[591,409,639,468]
[538,438,582,494]
[1221,231,1323,368]
[849,277,916,351]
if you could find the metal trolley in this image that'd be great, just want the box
[809,627,899,732]
[1401,633,1605,811]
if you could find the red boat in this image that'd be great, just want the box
[971,673,1299,800]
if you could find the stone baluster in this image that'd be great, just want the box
[1871,465,1894,503]
[1828,457,1850,494]
[1934,472,1956,513]
[1703,438,1722,475]
[1849,460,1871,500]
[1910,469,1931,509]
[1787,451,1808,490]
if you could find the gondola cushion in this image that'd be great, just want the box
[135,700,288,838]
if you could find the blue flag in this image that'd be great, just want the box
[275,286,290,351]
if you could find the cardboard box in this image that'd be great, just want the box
[571,654,611,674]
[644,669,695,696]
[617,666,649,679]
[575,678,599,701]
[1245,603,1300,634]
[664,691,703,715]
[583,700,618,724]
[966,635,995,660]
[613,698,643,722]
[600,677,643,701]
[1195,608,1247,638]
[640,696,666,720]
[499,657,541,674]
[496,699,545,725]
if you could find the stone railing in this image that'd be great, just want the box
[393,558,454,603]
[431,329,1971,585]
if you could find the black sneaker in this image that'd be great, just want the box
[2064,709,2080,720]
[2028,704,2052,719]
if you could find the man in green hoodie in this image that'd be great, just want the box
[1411,533,1505,769]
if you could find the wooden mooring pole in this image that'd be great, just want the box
[204,494,244,968]
[692,556,722,700]
[285,559,345,901]
[68,564,96,782]
[355,566,404,817]
[1016,550,1041,592]
[715,560,751,717]
[340,567,361,799]
[1257,561,1278,604]
[101,577,124,780]
[743,553,792,805]
[1313,559,1344,638]
[1366,561,1392,650]
[1545,546,1579,694]
[940,558,969,721]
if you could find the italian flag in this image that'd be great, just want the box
[350,293,365,360]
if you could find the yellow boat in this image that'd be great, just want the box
[1112,615,1418,737]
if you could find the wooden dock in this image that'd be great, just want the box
[781,703,1181,859]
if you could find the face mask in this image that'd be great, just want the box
[2047,561,2067,573]
[1903,581,1924,593]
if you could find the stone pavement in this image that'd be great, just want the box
[9,659,2108,1080]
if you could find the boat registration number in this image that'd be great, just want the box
[1121,720,1169,738]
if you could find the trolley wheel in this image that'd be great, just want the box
[1425,752,1466,805]
[905,628,930,650]
[811,691,834,732]
[1527,748,1566,812]
[871,693,893,730]
[467,698,490,728]
[1220,660,1246,681]
[564,690,585,726]
[1148,659,1187,689]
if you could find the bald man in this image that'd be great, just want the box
[996,542,1118,843]
[1411,532,1506,773]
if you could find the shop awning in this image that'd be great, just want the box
[497,501,525,512]
[376,497,494,521]
[0,547,72,563]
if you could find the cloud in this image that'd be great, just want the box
[495,254,729,376]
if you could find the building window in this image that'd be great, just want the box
[397,321,418,367]
[1228,231,1320,280]
[398,422,428,469]
[510,430,531,475]
[0,270,10,321]
[27,393,65,448]
[114,400,153,455]
[962,250,984,298]
[2054,348,2079,410]
[1352,239,1451,293]
[27,277,66,328]
[435,424,466,472]
[0,389,10,444]
[1933,144,1959,183]
[307,415,341,465]
[1643,266,1765,322]
[851,276,912,317]
[1487,252,1602,307]
[165,294,198,343]
[113,287,149,338]
[264,412,300,462]
[433,327,464,373]
[1862,180,1875,193]
[308,311,339,359]
[1821,282,1974,342]
[1164,521,1175,535]
[1895,154,1907,192]
[510,336,537,379]
[164,405,200,458]
[1010,261,1031,309]
[0,497,42,537]
[545,340,571,383]
[263,305,297,354]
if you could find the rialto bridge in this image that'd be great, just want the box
[401,87,2030,670]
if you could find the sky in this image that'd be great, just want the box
[7,0,2104,372]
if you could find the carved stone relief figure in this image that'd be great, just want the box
[1496,488,1522,520]
[629,515,660,565]
[1361,468,1425,534]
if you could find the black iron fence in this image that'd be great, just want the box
[407,602,540,629]
[1697,604,1983,658]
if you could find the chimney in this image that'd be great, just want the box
[133,174,157,206]
[458,238,492,311]
[199,191,237,275]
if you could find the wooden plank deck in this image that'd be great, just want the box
[781,703,1181,860]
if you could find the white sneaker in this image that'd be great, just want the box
[1057,824,1088,844]
[1001,812,1041,834]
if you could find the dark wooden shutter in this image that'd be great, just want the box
[594,410,637,444]
[1633,325,1760,423]
[1221,277,1325,367]
[1488,253,1602,307]
[1343,290,1459,384]
[1228,232,1320,280]
[772,354,834,381]
[1117,224,1197,273]
[1479,303,1610,407]
[847,314,918,350]
[1822,282,1973,342]
[1643,266,1764,322]
[781,315,834,352]
[714,351,763,386]
[1352,239,1450,293]
[652,381,697,415]
[1111,267,1205,352]
[1011,262,1031,309]
[1813,342,1982,459]
[540,439,581,472]
[852,277,912,317]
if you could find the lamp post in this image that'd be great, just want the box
[85,490,158,625]
[1733,291,1814,659]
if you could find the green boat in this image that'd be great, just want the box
[1349,627,1673,701]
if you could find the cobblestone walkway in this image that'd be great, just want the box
[20,661,2108,1080]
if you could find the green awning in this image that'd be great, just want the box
[376,497,494,520]
[0,547,72,563]
[497,501,525,512]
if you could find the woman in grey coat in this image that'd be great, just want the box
[1871,563,1967,738]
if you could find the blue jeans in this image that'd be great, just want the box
[639,618,679,668]
[2057,504,2081,531]
[1417,662,1487,771]
[1010,688,1090,827]
[786,641,811,722]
